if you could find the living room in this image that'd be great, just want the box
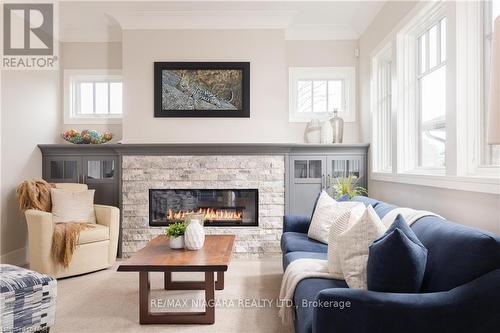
[1,0,499,332]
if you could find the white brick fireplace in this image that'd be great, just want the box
[121,155,285,258]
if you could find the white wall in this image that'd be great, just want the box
[61,42,123,141]
[122,29,360,143]
[1,71,60,264]
[359,1,500,234]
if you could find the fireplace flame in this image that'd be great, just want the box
[167,208,243,222]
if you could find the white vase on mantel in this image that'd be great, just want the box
[184,217,205,250]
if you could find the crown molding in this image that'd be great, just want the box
[285,24,358,40]
[110,10,297,30]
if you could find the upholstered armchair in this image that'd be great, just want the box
[25,183,119,278]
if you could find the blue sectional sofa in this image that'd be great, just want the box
[281,196,500,333]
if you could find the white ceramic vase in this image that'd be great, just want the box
[184,218,205,250]
[169,236,184,249]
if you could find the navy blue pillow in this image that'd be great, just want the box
[367,214,428,293]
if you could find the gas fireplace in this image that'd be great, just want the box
[149,189,258,227]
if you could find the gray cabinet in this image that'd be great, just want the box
[288,151,368,217]
[43,155,119,208]
[289,156,327,216]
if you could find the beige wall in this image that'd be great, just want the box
[1,71,60,263]
[60,42,123,141]
[358,1,500,234]
[122,29,360,143]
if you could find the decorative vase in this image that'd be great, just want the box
[184,218,205,250]
[330,109,344,143]
[304,119,321,143]
[321,120,333,144]
[169,235,184,249]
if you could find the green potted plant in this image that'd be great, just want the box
[330,175,367,199]
[165,222,187,249]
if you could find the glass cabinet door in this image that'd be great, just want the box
[292,157,325,181]
[83,157,116,182]
[44,156,81,183]
[327,156,366,188]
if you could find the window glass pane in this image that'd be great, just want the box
[420,65,446,167]
[95,82,109,114]
[87,160,101,179]
[440,18,446,62]
[308,160,322,178]
[419,34,427,74]
[79,82,93,114]
[294,160,308,178]
[297,80,312,113]
[493,1,500,30]
[429,24,438,68]
[312,81,327,112]
[327,80,342,112]
[110,82,122,114]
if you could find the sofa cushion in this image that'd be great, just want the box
[294,277,348,333]
[283,251,327,271]
[411,216,500,292]
[350,196,380,207]
[367,215,428,293]
[281,232,327,254]
[78,224,110,245]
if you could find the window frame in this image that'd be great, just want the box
[64,69,122,125]
[289,67,356,123]
[369,0,500,194]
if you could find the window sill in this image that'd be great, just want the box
[64,117,122,125]
[370,172,500,195]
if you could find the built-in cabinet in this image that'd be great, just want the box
[288,152,367,216]
[43,154,119,207]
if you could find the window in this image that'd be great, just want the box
[64,70,122,124]
[370,1,500,194]
[417,17,447,168]
[371,43,393,173]
[289,67,356,122]
[483,1,500,166]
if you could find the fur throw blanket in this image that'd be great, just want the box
[16,179,93,268]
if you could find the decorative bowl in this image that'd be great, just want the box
[61,129,113,144]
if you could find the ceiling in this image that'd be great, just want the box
[59,1,387,42]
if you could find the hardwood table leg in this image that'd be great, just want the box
[164,271,225,290]
[139,271,150,324]
[139,270,216,324]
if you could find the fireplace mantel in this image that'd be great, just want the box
[38,142,369,155]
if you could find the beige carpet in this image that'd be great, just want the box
[53,258,290,333]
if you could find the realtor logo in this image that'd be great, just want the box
[2,2,58,69]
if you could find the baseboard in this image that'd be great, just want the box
[0,247,28,266]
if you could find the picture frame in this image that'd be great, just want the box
[154,62,250,118]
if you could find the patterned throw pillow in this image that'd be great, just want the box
[51,188,96,224]
[308,191,365,244]
[337,205,387,289]
[327,202,365,278]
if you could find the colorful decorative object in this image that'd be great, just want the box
[61,129,113,144]
[164,222,187,249]
[184,214,205,250]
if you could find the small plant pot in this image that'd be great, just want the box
[169,236,184,249]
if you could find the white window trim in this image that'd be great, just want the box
[289,67,356,123]
[63,69,122,125]
[369,1,500,194]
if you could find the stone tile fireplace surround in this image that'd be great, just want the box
[121,155,285,258]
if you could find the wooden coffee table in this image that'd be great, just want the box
[118,234,235,325]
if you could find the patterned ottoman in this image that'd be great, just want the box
[0,265,57,333]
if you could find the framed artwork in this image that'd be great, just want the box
[154,62,250,117]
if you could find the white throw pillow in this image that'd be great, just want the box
[51,188,96,224]
[308,191,365,244]
[327,203,365,278]
[337,205,387,289]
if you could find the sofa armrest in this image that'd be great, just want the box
[25,209,54,274]
[94,205,120,264]
[283,215,311,234]
[313,268,500,333]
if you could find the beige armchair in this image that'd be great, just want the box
[25,183,119,278]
